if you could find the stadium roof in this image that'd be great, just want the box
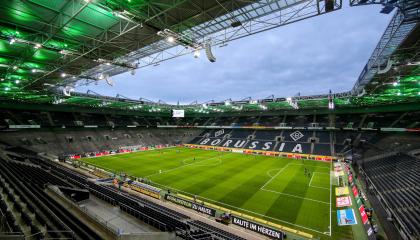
[0,0,419,115]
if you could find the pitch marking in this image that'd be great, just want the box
[261,188,330,204]
[146,153,229,178]
[261,164,330,204]
[266,168,282,178]
[260,163,292,189]
[308,172,330,190]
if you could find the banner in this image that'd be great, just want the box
[348,175,353,183]
[164,194,215,217]
[9,124,40,129]
[336,196,352,207]
[231,216,283,239]
[172,110,184,118]
[335,187,349,196]
[352,185,359,198]
[337,209,357,226]
[359,205,369,224]
[124,181,161,199]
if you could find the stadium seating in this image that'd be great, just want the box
[88,182,189,232]
[192,129,330,155]
[0,158,77,239]
[0,128,200,156]
[362,154,420,238]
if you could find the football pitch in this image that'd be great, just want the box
[81,147,332,237]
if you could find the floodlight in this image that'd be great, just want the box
[12,66,18,70]
[61,73,67,78]
[392,82,398,86]
[31,69,37,73]
[15,80,20,84]
[34,43,42,49]
[167,36,175,43]
[194,49,200,58]
[5,87,10,91]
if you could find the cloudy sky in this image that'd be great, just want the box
[77,4,393,104]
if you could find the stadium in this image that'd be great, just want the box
[0,0,419,240]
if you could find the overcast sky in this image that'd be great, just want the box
[77,4,393,104]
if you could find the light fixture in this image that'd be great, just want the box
[15,80,20,84]
[397,92,401,96]
[106,62,111,66]
[9,38,16,44]
[61,73,67,78]
[0,78,4,81]
[286,97,299,109]
[328,90,335,110]
[166,36,175,43]
[392,82,398,86]
[5,87,10,91]
[12,66,18,70]
[193,49,200,58]
[31,69,37,73]
[328,100,335,109]
[34,43,42,49]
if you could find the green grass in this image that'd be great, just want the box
[80,147,350,239]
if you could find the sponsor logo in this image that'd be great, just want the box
[290,131,304,141]
[215,129,224,137]
[164,195,216,217]
[359,205,369,224]
[232,216,283,239]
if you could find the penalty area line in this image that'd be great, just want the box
[308,172,330,190]
[260,188,330,205]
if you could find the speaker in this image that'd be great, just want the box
[205,43,216,62]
